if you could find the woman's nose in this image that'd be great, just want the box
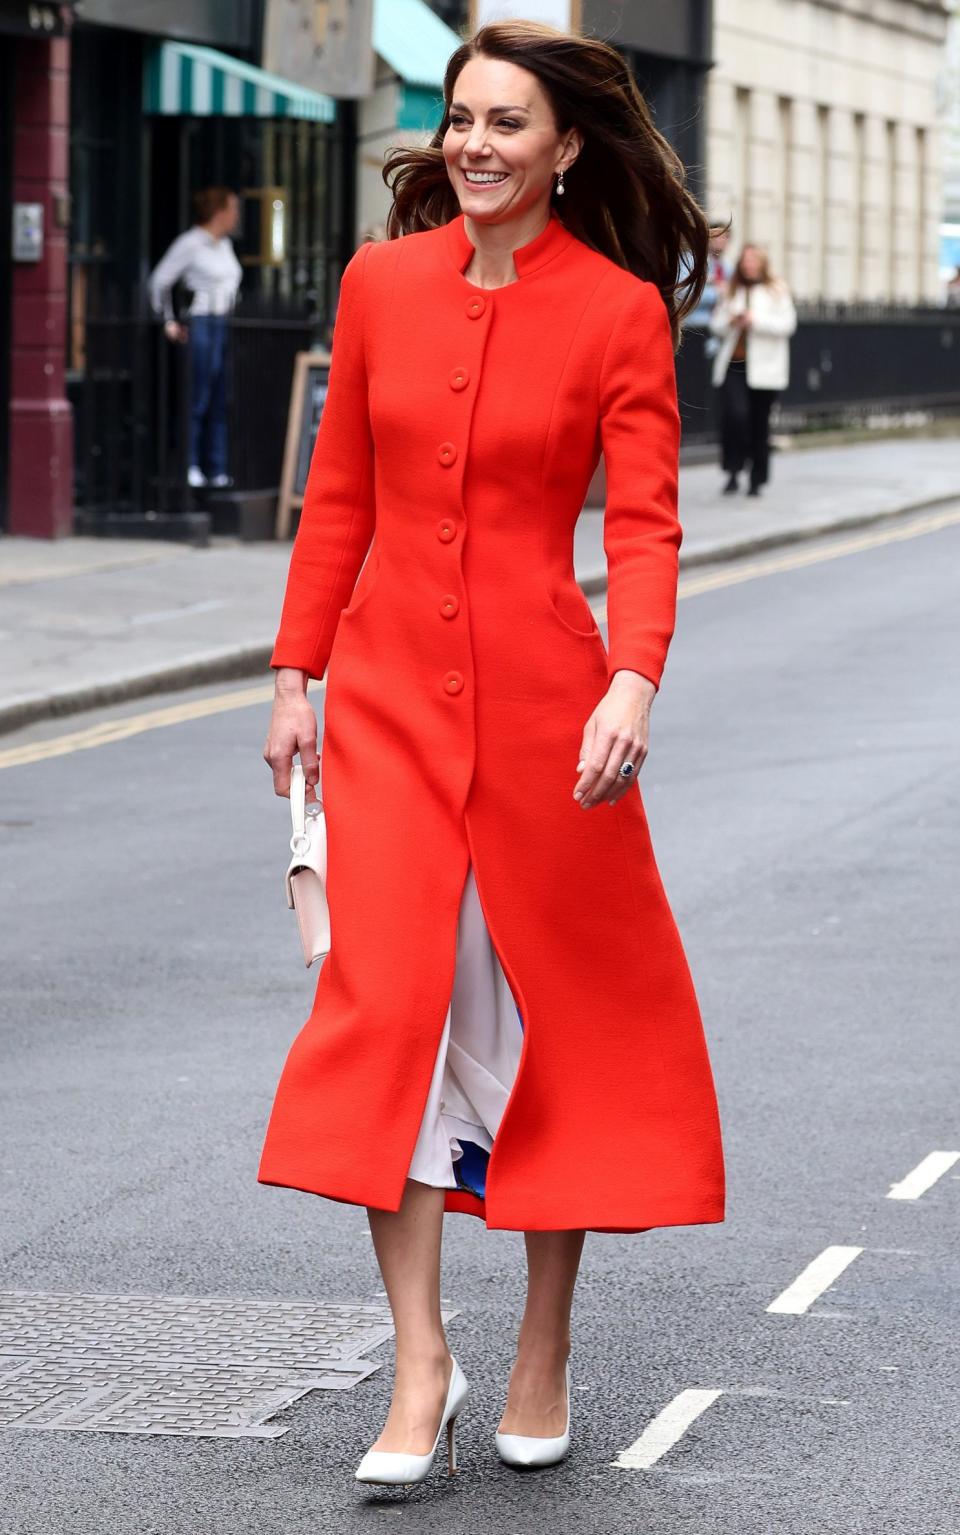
[464,127,490,156]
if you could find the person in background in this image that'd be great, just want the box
[710,243,797,497]
[148,187,243,489]
[684,218,732,339]
[945,265,960,308]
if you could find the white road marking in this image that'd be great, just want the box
[767,1245,863,1315]
[612,1388,723,1470]
[887,1151,960,1201]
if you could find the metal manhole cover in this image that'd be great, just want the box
[0,1290,457,1439]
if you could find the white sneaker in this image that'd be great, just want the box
[208,474,233,489]
[187,465,207,488]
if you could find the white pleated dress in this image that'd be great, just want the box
[406,862,524,1193]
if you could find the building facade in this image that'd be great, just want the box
[941,0,960,278]
[0,0,358,536]
[706,0,951,302]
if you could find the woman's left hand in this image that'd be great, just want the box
[574,670,657,809]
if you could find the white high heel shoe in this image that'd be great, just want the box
[495,1361,571,1469]
[354,1355,469,1486]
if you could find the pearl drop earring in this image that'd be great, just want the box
[556,169,566,197]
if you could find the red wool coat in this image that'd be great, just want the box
[257,211,725,1233]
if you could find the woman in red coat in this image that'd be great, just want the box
[261,19,725,1488]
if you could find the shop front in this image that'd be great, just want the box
[67,8,348,538]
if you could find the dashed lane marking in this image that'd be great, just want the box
[887,1150,960,1201]
[612,1388,724,1470]
[766,1245,863,1315]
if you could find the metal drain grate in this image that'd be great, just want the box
[0,1290,454,1439]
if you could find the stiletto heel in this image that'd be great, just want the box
[495,1360,571,1469]
[354,1355,469,1486]
[447,1414,458,1475]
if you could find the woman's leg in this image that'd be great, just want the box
[719,362,749,479]
[206,318,229,481]
[366,1178,454,1453]
[498,1229,586,1435]
[747,386,776,489]
[187,317,213,472]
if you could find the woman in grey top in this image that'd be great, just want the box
[148,187,242,488]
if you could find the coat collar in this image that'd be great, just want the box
[444,210,575,282]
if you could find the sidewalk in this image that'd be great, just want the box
[2,436,958,734]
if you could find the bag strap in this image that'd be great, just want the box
[290,763,306,839]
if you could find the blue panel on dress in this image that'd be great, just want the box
[451,995,523,1201]
[454,1139,490,1199]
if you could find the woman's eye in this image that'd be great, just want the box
[447,114,520,130]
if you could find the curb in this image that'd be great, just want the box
[3,490,957,738]
[0,644,274,738]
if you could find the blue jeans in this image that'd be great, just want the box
[188,314,229,478]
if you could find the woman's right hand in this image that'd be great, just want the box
[263,668,320,801]
[164,320,187,344]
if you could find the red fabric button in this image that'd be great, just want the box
[439,594,460,619]
[466,296,486,319]
[436,519,457,543]
[443,670,464,694]
[449,367,469,391]
[437,442,457,466]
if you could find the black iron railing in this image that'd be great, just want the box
[678,304,960,445]
[70,308,318,536]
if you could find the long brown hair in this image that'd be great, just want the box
[728,243,787,298]
[382,20,711,346]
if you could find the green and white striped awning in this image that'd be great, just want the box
[144,41,336,122]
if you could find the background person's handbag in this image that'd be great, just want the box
[285,761,330,968]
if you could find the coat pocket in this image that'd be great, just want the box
[540,571,603,641]
[340,539,381,622]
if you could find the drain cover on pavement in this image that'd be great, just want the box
[0,1290,454,1439]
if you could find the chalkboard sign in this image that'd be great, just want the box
[276,349,332,538]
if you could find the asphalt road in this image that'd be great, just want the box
[1,508,958,1534]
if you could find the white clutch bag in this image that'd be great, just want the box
[285,761,331,968]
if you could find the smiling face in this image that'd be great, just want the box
[442,55,581,228]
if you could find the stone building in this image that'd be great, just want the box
[705,0,952,302]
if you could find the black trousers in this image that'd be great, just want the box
[718,359,779,488]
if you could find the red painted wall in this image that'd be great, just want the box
[9,37,73,537]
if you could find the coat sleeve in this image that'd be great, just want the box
[147,230,196,322]
[270,240,376,679]
[598,280,682,690]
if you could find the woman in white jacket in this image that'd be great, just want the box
[709,245,797,497]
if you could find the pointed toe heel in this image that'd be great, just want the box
[495,1361,571,1470]
[354,1355,469,1487]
